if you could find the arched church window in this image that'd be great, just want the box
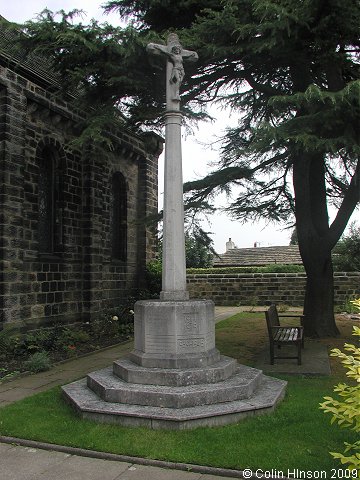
[111,172,127,261]
[38,146,62,254]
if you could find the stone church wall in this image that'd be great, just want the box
[0,63,161,329]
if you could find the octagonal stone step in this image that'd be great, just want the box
[87,364,263,409]
[113,355,238,386]
[62,375,287,430]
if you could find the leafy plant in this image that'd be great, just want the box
[8,325,64,357]
[0,367,20,384]
[350,299,360,311]
[241,295,259,311]
[277,303,290,313]
[0,326,17,354]
[333,224,360,272]
[145,260,162,295]
[88,296,136,340]
[117,323,134,339]
[320,312,360,476]
[24,351,52,373]
[335,297,360,315]
[55,327,91,352]
[7,324,95,358]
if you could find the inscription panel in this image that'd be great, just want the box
[134,300,215,356]
[145,335,176,353]
[177,337,205,351]
[144,311,176,353]
[183,312,200,334]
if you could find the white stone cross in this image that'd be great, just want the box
[147,33,198,111]
[147,34,198,301]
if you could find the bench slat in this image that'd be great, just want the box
[273,327,299,342]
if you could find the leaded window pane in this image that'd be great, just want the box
[38,148,54,253]
[111,172,127,261]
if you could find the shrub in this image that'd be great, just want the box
[117,322,134,339]
[88,296,137,340]
[320,313,360,476]
[55,327,91,352]
[277,303,290,313]
[350,299,360,311]
[0,326,17,354]
[7,324,93,357]
[335,297,360,314]
[187,264,305,275]
[145,260,162,295]
[24,351,52,373]
[333,223,360,272]
[8,325,64,357]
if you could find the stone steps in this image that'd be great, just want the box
[63,355,287,430]
[62,299,286,430]
[113,355,238,386]
[87,364,263,408]
[62,374,287,430]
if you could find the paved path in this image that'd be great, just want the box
[0,307,244,480]
[0,441,241,480]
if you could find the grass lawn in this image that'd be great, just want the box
[0,312,357,474]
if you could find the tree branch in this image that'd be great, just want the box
[242,70,286,96]
[328,158,360,248]
[184,166,252,195]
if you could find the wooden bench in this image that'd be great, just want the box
[265,305,304,365]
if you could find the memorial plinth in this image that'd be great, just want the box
[130,299,218,368]
[63,33,286,429]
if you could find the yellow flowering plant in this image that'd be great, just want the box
[320,299,360,477]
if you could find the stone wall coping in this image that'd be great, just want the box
[186,271,360,279]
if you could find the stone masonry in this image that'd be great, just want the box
[0,23,162,330]
[187,272,360,306]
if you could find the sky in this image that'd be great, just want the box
[1,0,304,253]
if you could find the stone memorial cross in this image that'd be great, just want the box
[62,34,286,429]
[147,34,198,301]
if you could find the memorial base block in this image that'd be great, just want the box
[63,298,287,429]
[131,299,219,368]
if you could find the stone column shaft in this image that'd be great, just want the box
[160,111,189,301]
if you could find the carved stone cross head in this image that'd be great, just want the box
[147,33,198,110]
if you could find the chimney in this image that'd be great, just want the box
[226,238,235,252]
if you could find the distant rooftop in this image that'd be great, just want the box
[213,245,303,267]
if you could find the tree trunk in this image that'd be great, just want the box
[289,53,359,336]
[292,149,340,337]
[303,252,339,337]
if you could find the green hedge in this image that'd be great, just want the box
[187,264,305,274]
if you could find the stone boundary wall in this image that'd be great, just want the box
[187,272,360,306]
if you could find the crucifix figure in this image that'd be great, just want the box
[147,34,198,301]
[147,33,198,110]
